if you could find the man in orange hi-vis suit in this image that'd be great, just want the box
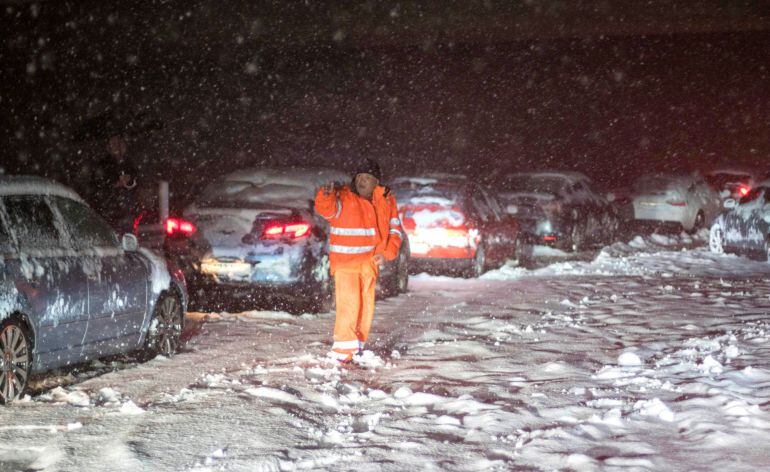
[315,158,403,363]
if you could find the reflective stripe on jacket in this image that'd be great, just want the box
[315,185,403,272]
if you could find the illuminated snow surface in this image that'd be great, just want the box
[3,231,770,471]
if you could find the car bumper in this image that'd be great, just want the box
[633,203,688,224]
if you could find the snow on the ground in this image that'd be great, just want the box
[3,232,770,471]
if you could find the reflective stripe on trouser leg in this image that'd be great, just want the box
[333,260,378,355]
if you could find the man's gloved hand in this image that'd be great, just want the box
[373,254,385,267]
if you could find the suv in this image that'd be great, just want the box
[0,176,187,403]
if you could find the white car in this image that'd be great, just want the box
[632,172,722,233]
[709,180,770,260]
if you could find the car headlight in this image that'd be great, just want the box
[537,219,553,234]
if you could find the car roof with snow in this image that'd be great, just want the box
[197,166,349,209]
[391,174,468,186]
[504,171,590,184]
[0,175,84,202]
[706,168,755,177]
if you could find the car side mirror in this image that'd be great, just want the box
[723,198,737,209]
[122,233,138,252]
[506,204,518,215]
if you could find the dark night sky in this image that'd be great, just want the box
[1,1,769,206]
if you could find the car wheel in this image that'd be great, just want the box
[571,223,584,252]
[687,211,705,235]
[396,249,409,294]
[709,224,725,255]
[515,236,535,269]
[765,238,770,263]
[468,244,486,278]
[141,292,183,359]
[0,318,32,404]
[304,254,334,313]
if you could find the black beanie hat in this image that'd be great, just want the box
[353,158,382,181]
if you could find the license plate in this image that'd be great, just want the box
[410,242,431,254]
[201,261,252,275]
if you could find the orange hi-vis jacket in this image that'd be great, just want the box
[315,185,403,273]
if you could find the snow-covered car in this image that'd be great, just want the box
[709,181,770,259]
[391,175,523,276]
[0,176,187,403]
[632,172,722,233]
[164,167,410,313]
[496,171,619,251]
[705,169,755,200]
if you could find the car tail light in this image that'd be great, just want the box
[738,185,750,197]
[166,217,197,236]
[543,235,557,242]
[666,200,687,207]
[261,222,311,240]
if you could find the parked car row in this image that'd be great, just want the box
[2,165,765,403]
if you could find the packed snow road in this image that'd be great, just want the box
[3,233,770,471]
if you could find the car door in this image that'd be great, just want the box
[51,197,148,353]
[0,195,90,369]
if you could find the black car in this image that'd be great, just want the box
[497,171,619,251]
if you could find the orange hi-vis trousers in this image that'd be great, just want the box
[330,260,379,362]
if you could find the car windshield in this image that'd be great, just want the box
[502,176,566,195]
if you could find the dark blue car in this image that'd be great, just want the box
[0,176,187,403]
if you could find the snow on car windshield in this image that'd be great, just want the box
[502,175,566,196]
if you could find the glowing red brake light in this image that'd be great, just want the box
[166,218,197,236]
[739,185,750,197]
[261,222,311,240]
[666,200,687,207]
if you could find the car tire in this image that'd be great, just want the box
[303,254,334,313]
[393,248,409,294]
[709,224,725,255]
[515,235,535,269]
[0,318,32,404]
[687,211,705,235]
[467,244,487,278]
[570,222,584,252]
[765,237,770,263]
[139,292,183,360]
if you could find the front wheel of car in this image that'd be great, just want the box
[395,249,409,294]
[687,211,705,235]
[515,236,535,269]
[0,319,32,404]
[467,244,487,278]
[709,224,725,255]
[765,238,770,263]
[141,292,183,359]
[571,223,585,252]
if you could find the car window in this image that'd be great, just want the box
[52,197,119,249]
[2,195,63,251]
